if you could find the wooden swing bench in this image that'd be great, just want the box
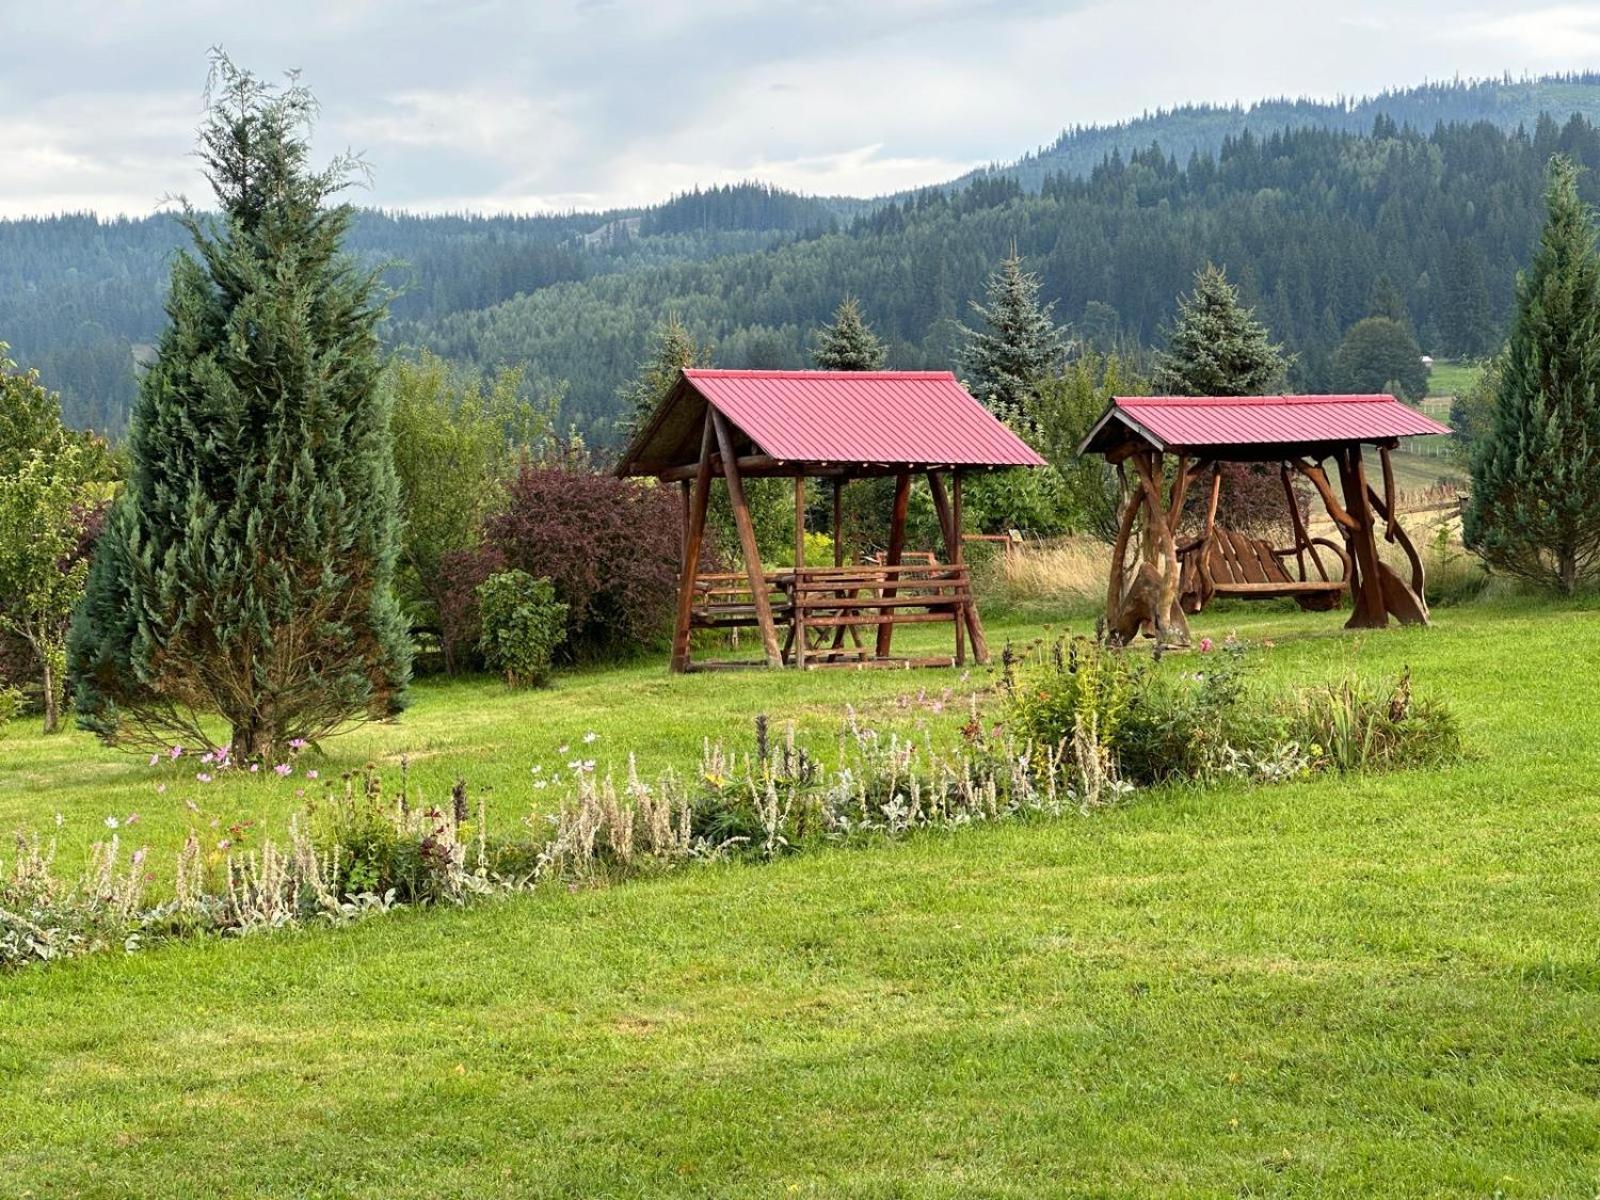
[1178,527,1350,613]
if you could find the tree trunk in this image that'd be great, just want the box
[233,720,272,764]
[1560,548,1578,595]
[40,655,59,735]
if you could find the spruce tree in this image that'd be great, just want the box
[1153,264,1287,395]
[1442,242,1495,358]
[617,313,708,433]
[68,57,410,758]
[811,296,887,371]
[1464,157,1600,594]
[960,251,1067,429]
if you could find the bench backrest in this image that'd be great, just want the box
[1206,529,1292,586]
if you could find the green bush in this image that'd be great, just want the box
[0,686,20,734]
[476,570,568,688]
[1004,635,1459,785]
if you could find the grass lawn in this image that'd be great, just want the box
[1425,358,1484,400]
[5,600,1600,1196]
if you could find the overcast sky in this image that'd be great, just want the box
[2,1,1598,218]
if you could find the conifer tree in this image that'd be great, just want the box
[1464,157,1600,594]
[1155,264,1290,536]
[1153,264,1286,395]
[617,313,709,433]
[811,296,887,371]
[68,57,410,758]
[1442,242,1495,357]
[960,251,1067,429]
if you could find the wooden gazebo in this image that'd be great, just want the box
[1079,394,1451,644]
[617,369,1044,672]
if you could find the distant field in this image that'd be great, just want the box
[1425,358,1483,399]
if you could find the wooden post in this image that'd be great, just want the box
[833,479,845,567]
[713,406,787,668]
[927,471,964,666]
[875,470,912,659]
[793,475,807,670]
[952,471,987,664]
[1336,447,1389,630]
[670,415,716,672]
[712,409,784,667]
[679,479,691,561]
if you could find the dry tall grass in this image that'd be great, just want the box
[975,537,1109,613]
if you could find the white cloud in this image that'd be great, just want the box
[1,0,1598,217]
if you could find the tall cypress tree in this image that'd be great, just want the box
[1464,157,1600,594]
[960,251,1067,429]
[1154,263,1287,395]
[811,296,887,371]
[69,57,410,759]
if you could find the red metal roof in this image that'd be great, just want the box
[1082,393,1450,454]
[677,369,1045,468]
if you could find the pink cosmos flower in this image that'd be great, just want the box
[273,763,292,777]
[196,773,213,783]
[304,769,319,780]
[1199,637,1214,652]
[169,746,184,760]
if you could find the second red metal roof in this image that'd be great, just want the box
[1082,393,1450,453]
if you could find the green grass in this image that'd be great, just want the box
[6,601,1600,1196]
[1425,358,1484,400]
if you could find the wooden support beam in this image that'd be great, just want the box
[954,471,987,664]
[833,479,845,568]
[1280,462,1328,582]
[712,409,784,667]
[926,471,961,664]
[875,471,912,659]
[670,414,716,673]
[1292,457,1360,531]
[1336,446,1390,630]
[793,475,807,670]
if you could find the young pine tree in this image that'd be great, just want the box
[617,313,709,433]
[960,251,1068,430]
[1154,264,1291,536]
[811,296,887,371]
[1153,263,1287,396]
[69,58,411,759]
[1464,157,1600,594]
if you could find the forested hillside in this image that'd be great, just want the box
[7,74,1600,440]
[955,73,1600,190]
[416,113,1600,440]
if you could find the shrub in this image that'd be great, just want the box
[477,459,683,661]
[1285,669,1462,773]
[477,571,568,688]
[1003,634,1459,785]
[0,685,20,732]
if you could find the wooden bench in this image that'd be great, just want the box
[1178,527,1350,613]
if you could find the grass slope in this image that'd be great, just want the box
[4,602,1600,1197]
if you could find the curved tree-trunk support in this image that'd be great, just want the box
[1330,446,1430,629]
[1106,450,1191,647]
[1366,453,1429,623]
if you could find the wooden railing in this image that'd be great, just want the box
[686,563,979,669]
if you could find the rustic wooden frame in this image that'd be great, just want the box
[1099,435,1429,643]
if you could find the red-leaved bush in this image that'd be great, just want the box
[443,461,684,665]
